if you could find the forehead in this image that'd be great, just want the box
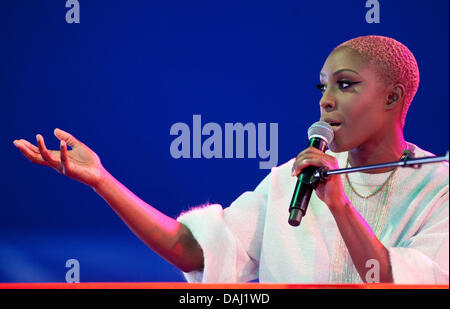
[320,48,368,78]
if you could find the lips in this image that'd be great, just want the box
[322,117,343,127]
[329,122,342,127]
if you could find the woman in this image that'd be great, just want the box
[13,35,449,284]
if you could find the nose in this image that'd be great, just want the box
[320,97,336,111]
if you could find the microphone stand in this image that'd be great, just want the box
[313,151,449,183]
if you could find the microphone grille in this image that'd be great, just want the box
[307,121,334,144]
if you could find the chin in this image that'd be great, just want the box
[328,139,352,154]
[328,141,340,153]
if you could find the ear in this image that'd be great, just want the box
[385,83,405,111]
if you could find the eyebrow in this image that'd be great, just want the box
[320,68,361,77]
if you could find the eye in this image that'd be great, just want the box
[316,83,326,93]
[337,80,360,90]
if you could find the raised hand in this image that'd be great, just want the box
[13,128,205,273]
[13,128,106,188]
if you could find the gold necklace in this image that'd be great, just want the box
[331,165,399,283]
[329,147,409,283]
[345,160,398,199]
[344,147,410,199]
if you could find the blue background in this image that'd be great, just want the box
[1,0,448,282]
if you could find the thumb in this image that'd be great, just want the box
[54,128,80,148]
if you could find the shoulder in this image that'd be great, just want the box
[408,143,449,183]
[397,143,449,210]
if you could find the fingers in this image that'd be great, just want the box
[17,139,40,153]
[14,134,72,176]
[54,128,80,148]
[60,140,70,175]
[13,139,50,166]
[292,157,327,176]
[292,147,337,177]
[36,134,61,171]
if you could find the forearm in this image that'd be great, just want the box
[92,169,204,273]
[330,201,393,283]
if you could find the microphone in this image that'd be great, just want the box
[288,121,334,226]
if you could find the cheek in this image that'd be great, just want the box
[342,92,384,128]
[329,99,380,151]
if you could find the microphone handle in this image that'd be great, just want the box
[288,138,327,226]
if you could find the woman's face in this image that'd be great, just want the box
[318,47,390,153]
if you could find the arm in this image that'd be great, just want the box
[329,199,393,282]
[93,169,204,273]
[13,128,204,273]
[388,191,449,284]
[293,147,393,282]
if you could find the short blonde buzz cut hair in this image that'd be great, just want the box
[333,35,420,127]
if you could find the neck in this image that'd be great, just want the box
[348,125,406,173]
